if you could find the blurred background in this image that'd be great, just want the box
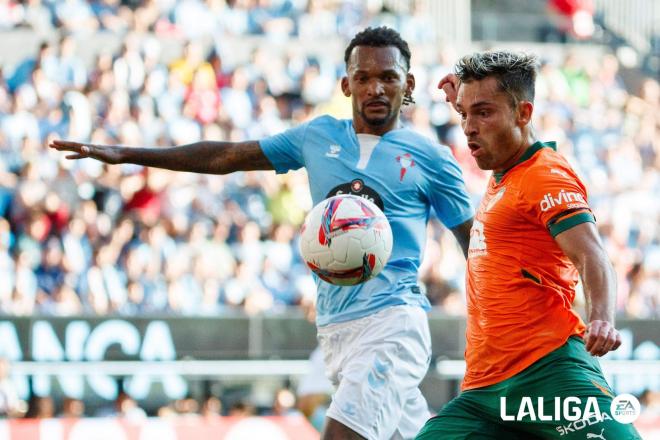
[0,0,658,438]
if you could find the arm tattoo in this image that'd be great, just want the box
[122,140,275,174]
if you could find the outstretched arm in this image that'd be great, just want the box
[555,222,621,357]
[49,140,274,174]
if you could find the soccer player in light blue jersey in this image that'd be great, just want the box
[51,27,474,440]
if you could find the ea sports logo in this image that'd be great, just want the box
[610,394,640,424]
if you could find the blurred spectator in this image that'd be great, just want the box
[96,390,146,420]
[22,0,54,36]
[173,396,199,415]
[60,397,85,418]
[25,395,54,418]
[267,388,301,417]
[543,0,595,42]
[296,353,332,431]
[298,0,337,40]
[0,358,25,418]
[640,389,660,417]
[228,400,256,417]
[295,294,331,431]
[54,0,99,35]
[200,395,223,418]
[0,0,23,30]
[115,391,147,420]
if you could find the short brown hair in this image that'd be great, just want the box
[455,51,539,107]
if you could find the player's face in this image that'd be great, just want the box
[456,77,531,173]
[342,46,414,135]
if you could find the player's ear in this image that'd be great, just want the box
[402,73,416,105]
[517,101,533,126]
[341,77,351,97]
[405,72,415,95]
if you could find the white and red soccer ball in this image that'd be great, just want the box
[299,194,393,286]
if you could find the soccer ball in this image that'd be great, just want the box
[299,194,393,286]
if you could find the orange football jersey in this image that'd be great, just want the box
[463,141,593,391]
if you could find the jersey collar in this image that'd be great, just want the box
[493,141,557,183]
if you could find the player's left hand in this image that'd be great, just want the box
[438,73,459,110]
[584,320,622,357]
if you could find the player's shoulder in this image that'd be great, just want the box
[306,115,351,131]
[519,142,581,184]
[392,128,455,162]
[510,143,589,207]
[390,127,435,146]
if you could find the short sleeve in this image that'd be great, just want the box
[427,146,475,228]
[259,121,309,174]
[521,165,594,237]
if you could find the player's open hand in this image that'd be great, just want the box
[438,73,459,111]
[584,320,622,357]
[49,140,122,164]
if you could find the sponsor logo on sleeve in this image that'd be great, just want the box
[539,190,587,212]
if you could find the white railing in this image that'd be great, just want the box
[10,360,311,378]
[10,359,659,380]
[436,359,660,378]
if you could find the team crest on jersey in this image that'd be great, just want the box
[327,180,384,211]
[351,179,363,192]
[396,153,415,182]
[485,187,506,212]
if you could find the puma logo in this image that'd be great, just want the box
[586,428,606,440]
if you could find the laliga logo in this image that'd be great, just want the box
[500,394,641,424]
[539,189,586,212]
[500,396,603,422]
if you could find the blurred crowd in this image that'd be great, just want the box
[0,0,434,42]
[16,387,304,420]
[1,356,329,427]
[0,0,658,319]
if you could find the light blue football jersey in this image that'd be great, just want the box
[260,116,474,326]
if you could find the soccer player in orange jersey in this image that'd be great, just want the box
[416,52,642,439]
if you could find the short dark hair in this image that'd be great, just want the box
[455,51,539,107]
[344,26,411,71]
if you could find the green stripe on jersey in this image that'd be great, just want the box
[548,212,595,237]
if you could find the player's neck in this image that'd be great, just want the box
[493,135,537,175]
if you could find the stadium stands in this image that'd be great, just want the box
[0,0,657,431]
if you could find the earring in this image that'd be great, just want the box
[403,92,415,106]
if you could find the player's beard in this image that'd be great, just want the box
[359,104,393,127]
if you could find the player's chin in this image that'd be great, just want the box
[474,157,493,170]
[362,113,391,127]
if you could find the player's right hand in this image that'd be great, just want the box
[438,73,459,111]
[49,140,122,164]
[584,319,622,357]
